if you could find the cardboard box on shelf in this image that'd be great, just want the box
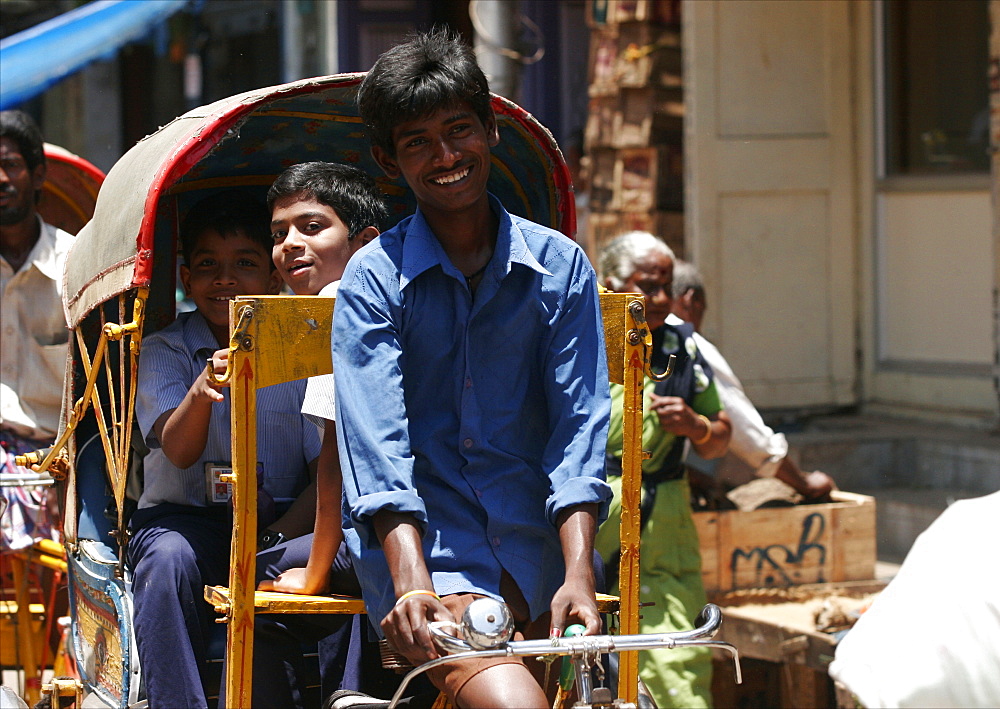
[613,146,683,212]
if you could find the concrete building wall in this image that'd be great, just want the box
[684,0,857,411]
[684,0,998,427]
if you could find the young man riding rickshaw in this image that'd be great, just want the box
[16,32,739,709]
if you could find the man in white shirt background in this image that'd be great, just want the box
[0,109,73,550]
[671,259,835,500]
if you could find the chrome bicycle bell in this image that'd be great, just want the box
[461,597,514,650]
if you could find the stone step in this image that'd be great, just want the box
[778,414,1000,562]
[857,487,982,564]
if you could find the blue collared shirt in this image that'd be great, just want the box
[334,196,611,626]
[136,310,319,509]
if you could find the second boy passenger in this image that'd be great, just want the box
[250,162,388,708]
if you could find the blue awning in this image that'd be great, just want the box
[1,0,191,110]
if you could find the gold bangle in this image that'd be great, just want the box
[691,414,713,445]
[395,589,440,606]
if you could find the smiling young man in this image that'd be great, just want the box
[330,30,612,708]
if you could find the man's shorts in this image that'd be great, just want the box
[423,571,553,701]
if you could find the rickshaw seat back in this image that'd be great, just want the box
[214,289,635,398]
[207,289,643,613]
[230,296,336,389]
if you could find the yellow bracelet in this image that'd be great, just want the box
[691,414,713,445]
[395,589,440,606]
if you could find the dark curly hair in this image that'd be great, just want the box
[179,190,272,266]
[357,27,493,156]
[267,162,388,239]
[0,110,45,174]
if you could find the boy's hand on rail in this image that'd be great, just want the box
[191,349,230,403]
[258,566,328,596]
[157,349,232,468]
[381,593,453,665]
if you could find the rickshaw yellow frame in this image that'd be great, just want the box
[206,290,668,707]
[12,290,147,707]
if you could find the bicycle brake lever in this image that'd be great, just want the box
[428,621,471,654]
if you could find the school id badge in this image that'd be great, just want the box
[204,461,266,504]
[205,462,233,504]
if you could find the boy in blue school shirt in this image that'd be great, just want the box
[130,191,320,709]
[332,29,612,708]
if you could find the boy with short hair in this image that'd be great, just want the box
[249,162,388,708]
[257,161,385,595]
[333,30,612,707]
[130,191,320,709]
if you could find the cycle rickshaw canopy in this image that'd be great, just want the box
[63,72,576,330]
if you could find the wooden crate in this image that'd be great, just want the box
[709,580,885,708]
[588,30,620,93]
[613,0,682,25]
[588,0,681,28]
[612,146,683,212]
[585,89,683,151]
[693,491,877,593]
[587,209,684,258]
[584,95,617,150]
[613,87,683,148]
[614,23,681,89]
[586,148,618,212]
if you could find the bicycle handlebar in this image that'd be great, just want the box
[388,603,741,708]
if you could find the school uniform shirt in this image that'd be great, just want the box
[301,280,339,429]
[0,217,73,441]
[334,195,612,628]
[135,310,319,509]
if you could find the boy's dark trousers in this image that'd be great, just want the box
[129,504,232,709]
[240,534,362,709]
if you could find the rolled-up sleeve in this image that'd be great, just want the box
[333,258,426,550]
[542,253,613,526]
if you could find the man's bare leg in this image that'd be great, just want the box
[455,663,548,709]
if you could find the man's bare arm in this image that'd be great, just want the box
[374,510,451,663]
[550,503,601,637]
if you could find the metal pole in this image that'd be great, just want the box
[990,0,1000,429]
[471,0,520,100]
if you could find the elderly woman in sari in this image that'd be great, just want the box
[596,231,731,708]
